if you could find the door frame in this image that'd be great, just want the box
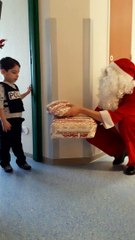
[28,0,43,162]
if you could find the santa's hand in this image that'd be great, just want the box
[63,106,81,117]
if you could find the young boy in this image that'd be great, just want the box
[0,57,32,173]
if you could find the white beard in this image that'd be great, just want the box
[98,66,135,110]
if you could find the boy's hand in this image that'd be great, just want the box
[27,85,32,94]
[21,85,32,99]
[2,119,11,132]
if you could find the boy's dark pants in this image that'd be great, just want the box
[0,118,26,167]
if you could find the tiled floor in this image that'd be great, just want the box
[0,155,134,240]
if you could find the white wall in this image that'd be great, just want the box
[0,0,33,155]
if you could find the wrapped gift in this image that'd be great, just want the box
[47,100,71,117]
[50,116,97,139]
[47,100,97,138]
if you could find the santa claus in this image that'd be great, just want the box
[64,58,135,175]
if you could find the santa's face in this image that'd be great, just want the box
[98,66,134,110]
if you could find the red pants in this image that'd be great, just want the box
[87,116,135,166]
[87,123,126,158]
[118,116,135,166]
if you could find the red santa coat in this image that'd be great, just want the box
[87,88,135,166]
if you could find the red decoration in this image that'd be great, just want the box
[0,39,6,48]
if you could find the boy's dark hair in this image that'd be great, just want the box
[0,57,21,71]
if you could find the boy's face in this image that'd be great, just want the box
[1,65,20,83]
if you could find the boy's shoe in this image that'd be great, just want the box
[124,166,135,175]
[16,160,31,170]
[2,164,13,173]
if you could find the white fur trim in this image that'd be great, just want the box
[100,110,114,129]
[110,62,133,81]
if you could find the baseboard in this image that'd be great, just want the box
[25,152,33,159]
[43,152,105,165]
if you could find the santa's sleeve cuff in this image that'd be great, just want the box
[100,110,114,129]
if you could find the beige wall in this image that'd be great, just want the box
[39,0,109,160]
[50,0,89,103]
[38,0,135,161]
[50,0,91,159]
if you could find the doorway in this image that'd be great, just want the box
[28,0,42,162]
[0,0,42,162]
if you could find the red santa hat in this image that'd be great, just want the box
[110,58,135,81]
